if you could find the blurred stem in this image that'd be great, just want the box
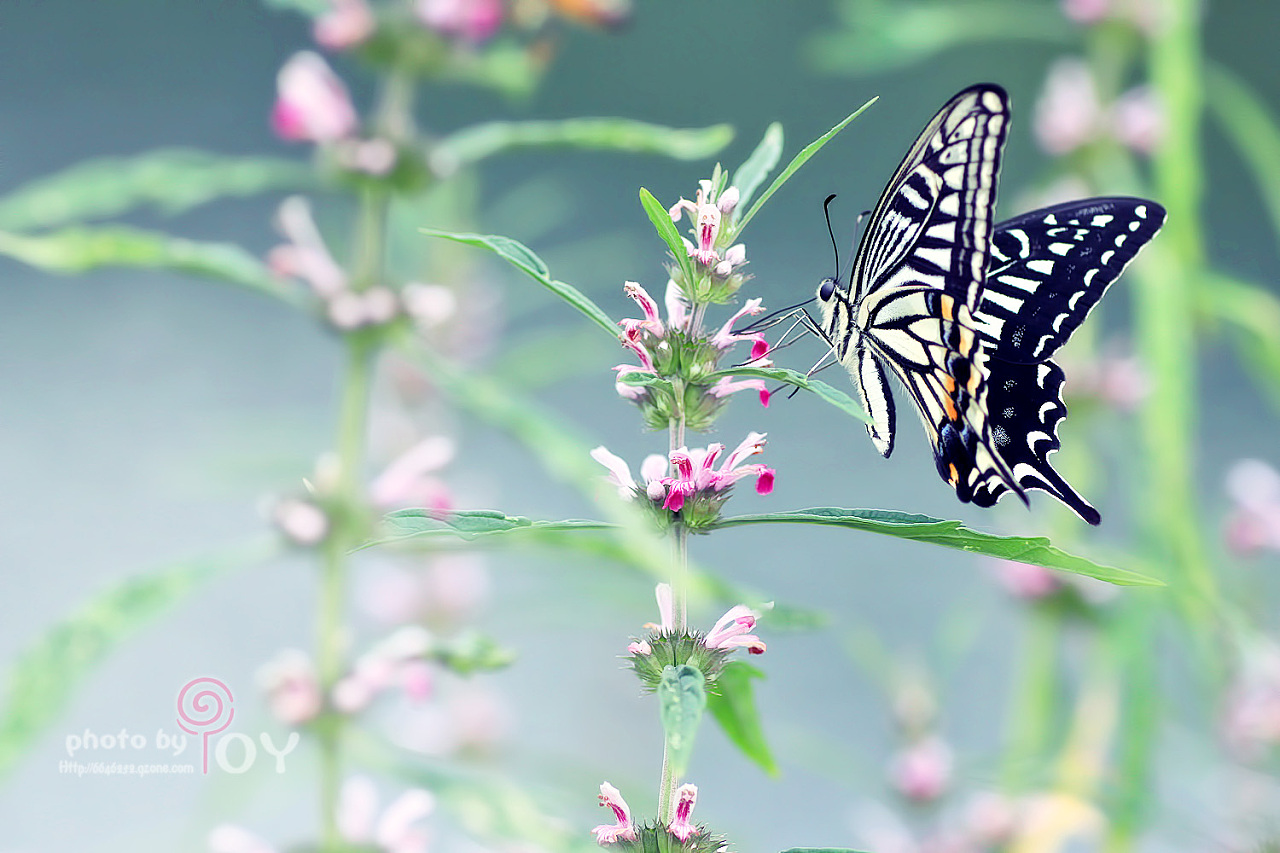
[318,185,387,847]
[1000,607,1060,792]
[1103,597,1159,850]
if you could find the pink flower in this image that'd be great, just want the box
[271,497,330,546]
[992,559,1063,601]
[339,776,435,853]
[669,180,738,266]
[271,52,358,143]
[314,0,376,50]
[208,825,277,853]
[257,649,323,725]
[668,783,700,841]
[591,445,668,501]
[370,435,456,511]
[1034,58,1103,156]
[888,736,953,802]
[269,195,347,298]
[592,782,637,844]
[662,432,775,512]
[703,604,765,654]
[1225,459,1280,556]
[415,0,503,42]
[1111,85,1164,154]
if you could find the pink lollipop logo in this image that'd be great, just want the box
[177,677,235,774]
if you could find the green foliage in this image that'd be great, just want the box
[0,226,306,306]
[706,661,778,776]
[732,123,785,214]
[639,186,697,288]
[0,149,313,232]
[733,97,878,235]
[0,541,273,779]
[1206,64,1280,247]
[421,229,617,335]
[658,664,706,778]
[437,119,734,169]
[713,508,1162,586]
[706,365,872,424]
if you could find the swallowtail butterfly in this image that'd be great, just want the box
[815,83,1165,524]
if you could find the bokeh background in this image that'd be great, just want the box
[1,1,1278,850]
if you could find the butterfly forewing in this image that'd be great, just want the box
[973,198,1168,362]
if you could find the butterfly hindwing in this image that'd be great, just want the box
[974,198,1168,362]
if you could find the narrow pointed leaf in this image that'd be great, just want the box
[707,661,778,776]
[735,97,878,234]
[437,118,733,168]
[713,508,1162,586]
[639,186,696,286]
[421,229,616,336]
[0,540,275,779]
[659,664,706,778]
[0,226,305,306]
[707,365,871,424]
[731,123,785,213]
[0,149,313,231]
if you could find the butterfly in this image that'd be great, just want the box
[814,83,1165,524]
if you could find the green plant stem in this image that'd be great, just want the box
[1000,606,1060,792]
[317,181,387,848]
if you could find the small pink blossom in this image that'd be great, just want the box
[591,446,668,500]
[1225,459,1280,556]
[314,0,376,50]
[1111,85,1164,154]
[272,497,330,546]
[1034,58,1103,156]
[257,649,323,725]
[208,825,276,853]
[416,0,503,42]
[713,243,747,278]
[271,51,358,143]
[668,783,699,841]
[669,180,739,266]
[335,137,399,175]
[992,559,1063,600]
[340,776,435,853]
[703,604,765,654]
[1223,639,1280,759]
[370,435,456,510]
[662,432,775,512]
[269,196,347,298]
[889,736,953,802]
[592,782,637,844]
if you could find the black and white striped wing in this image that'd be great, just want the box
[850,84,1010,309]
[973,198,1168,361]
[964,198,1167,524]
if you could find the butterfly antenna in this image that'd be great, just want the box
[740,297,819,333]
[823,193,841,281]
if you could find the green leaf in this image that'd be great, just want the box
[437,119,733,169]
[734,97,878,234]
[421,229,616,336]
[639,186,696,287]
[0,540,274,779]
[658,664,706,777]
[781,848,872,853]
[731,123,785,213]
[1204,272,1280,413]
[713,508,1162,586]
[1206,64,1280,254]
[0,149,313,232]
[706,366,871,424]
[0,226,306,306]
[382,509,614,541]
[808,0,1068,75]
[431,633,515,675]
[707,661,778,776]
[262,0,327,14]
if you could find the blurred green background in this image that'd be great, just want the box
[1,1,1278,850]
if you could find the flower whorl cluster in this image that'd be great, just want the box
[593,782,726,853]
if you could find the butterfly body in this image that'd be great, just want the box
[816,84,1165,525]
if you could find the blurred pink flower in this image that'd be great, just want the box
[1061,0,1111,24]
[592,782,637,844]
[269,195,347,299]
[1225,459,1280,556]
[888,736,953,803]
[315,0,376,50]
[992,559,1063,601]
[415,0,503,42]
[271,51,358,143]
[334,137,399,175]
[209,824,277,853]
[1062,349,1149,412]
[361,555,491,627]
[339,777,435,853]
[257,649,323,725]
[1223,639,1280,759]
[334,627,437,713]
[1034,58,1103,156]
[370,435,456,511]
[271,497,330,546]
[1111,86,1164,154]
